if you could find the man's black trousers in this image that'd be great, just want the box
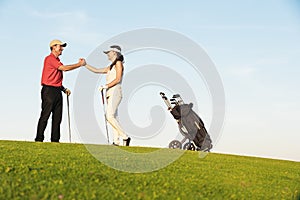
[35,85,63,142]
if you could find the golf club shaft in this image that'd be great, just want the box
[67,95,71,143]
[101,89,110,144]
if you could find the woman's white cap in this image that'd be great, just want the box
[103,45,121,54]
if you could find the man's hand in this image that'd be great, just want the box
[79,58,86,66]
[65,88,71,96]
[98,85,108,91]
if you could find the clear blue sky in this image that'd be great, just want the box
[0,0,299,161]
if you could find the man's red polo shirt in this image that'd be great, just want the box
[41,53,64,87]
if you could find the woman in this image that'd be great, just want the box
[85,45,131,146]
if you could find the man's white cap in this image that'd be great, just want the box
[103,45,121,54]
[49,39,67,47]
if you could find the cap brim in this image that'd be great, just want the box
[50,43,67,47]
[103,51,110,54]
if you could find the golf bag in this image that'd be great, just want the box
[160,92,213,152]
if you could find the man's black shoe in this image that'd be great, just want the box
[112,143,119,146]
[123,137,131,146]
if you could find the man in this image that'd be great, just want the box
[35,39,86,142]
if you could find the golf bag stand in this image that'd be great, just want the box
[159,92,213,152]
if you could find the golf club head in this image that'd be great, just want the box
[172,94,180,98]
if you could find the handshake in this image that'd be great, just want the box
[78,58,86,66]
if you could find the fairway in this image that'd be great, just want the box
[0,140,299,200]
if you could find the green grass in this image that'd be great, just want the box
[0,140,299,200]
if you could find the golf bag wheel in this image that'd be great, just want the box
[183,143,196,151]
[169,140,182,149]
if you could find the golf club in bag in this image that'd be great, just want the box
[66,95,71,143]
[101,89,110,144]
[160,92,213,152]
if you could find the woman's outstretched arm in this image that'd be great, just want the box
[85,64,109,74]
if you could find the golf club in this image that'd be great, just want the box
[101,89,110,144]
[160,92,172,110]
[67,94,71,143]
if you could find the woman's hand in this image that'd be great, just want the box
[99,85,108,91]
